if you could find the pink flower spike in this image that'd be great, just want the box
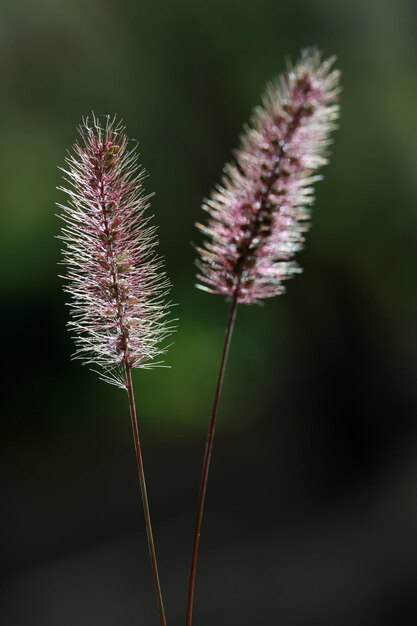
[196,48,340,304]
[58,114,174,388]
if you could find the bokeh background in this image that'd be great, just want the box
[1,0,417,624]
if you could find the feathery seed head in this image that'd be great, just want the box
[196,48,340,304]
[58,114,174,388]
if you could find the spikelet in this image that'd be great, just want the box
[58,115,173,388]
[196,48,340,304]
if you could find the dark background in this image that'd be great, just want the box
[1,0,417,624]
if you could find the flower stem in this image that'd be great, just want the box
[125,363,167,626]
[186,292,239,626]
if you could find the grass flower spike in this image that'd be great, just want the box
[58,115,173,626]
[187,48,340,626]
[197,48,340,303]
[59,115,172,388]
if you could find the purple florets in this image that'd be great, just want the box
[196,48,340,304]
[58,115,173,387]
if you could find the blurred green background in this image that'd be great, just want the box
[1,0,417,624]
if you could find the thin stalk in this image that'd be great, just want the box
[125,364,167,626]
[186,292,239,626]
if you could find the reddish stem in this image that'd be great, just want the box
[125,364,167,626]
[185,292,239,626]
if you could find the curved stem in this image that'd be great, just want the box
[125,364,167,626]
[186,293,239,626]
